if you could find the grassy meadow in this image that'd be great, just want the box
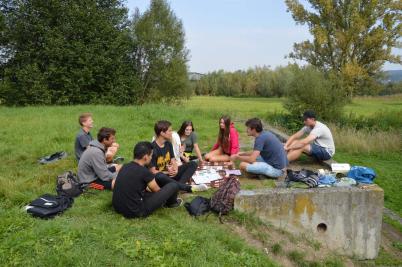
[0,95,401,266]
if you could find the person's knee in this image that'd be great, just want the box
[208,155,218,162]
[164,182,179,193]
[239,162,248,171]
[188,161,198,169]
[303,145,310,153]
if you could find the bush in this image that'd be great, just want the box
[338,110,402,131]
[283,66,347,122]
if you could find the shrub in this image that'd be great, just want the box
[284,66,347,122]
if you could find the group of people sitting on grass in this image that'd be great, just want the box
[74,110,335,218]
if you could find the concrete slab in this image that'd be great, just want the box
[234,186,384,259]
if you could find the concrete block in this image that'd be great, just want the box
[234,186,384,259]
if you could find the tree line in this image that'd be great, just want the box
[0,0,400,109]
[0,0,189,105]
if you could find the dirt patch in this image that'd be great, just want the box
[381,222,402,259]
[229,223,295,267]
[226,218,355,266]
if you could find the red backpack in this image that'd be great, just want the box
[210,175,241,222]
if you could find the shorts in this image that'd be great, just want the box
[310,144,332,161]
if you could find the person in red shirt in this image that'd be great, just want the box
[205,115,239,163]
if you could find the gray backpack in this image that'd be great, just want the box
[56,171,83,198]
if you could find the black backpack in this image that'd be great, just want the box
[210,175,241,221]
[38,151,67,164]
[286,169,319,188]
[184,196,211,216]
[56,171,83,198]
[26,194,73,219]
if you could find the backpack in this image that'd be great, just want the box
[56,171,83,198]
[347,166,376,184]
[184,196,211,217]
[210,175,240,221]
[286,169,319,188]
[25,194,74,219]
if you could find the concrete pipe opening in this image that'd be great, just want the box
[317,223,327,233]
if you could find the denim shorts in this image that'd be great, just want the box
[310,143,332,161]
[246,156,284,178]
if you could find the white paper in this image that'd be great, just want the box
[192,169,222,184]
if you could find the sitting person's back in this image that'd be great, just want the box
[113,141,182,218]
[112,160,155,217]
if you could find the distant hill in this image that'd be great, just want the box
[384,70,402,83]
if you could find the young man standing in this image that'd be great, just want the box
[284,110,335,162]
[78,127,122,190]
[113,142,184,218]
[74,113,119,162]
[150,120,207,192]
[230,118,288,178]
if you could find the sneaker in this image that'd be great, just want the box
[167,198,183,208]
[191,184,208,192]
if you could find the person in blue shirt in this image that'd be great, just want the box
[230,118,288,178]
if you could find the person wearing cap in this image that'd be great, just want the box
[284,110,335,162]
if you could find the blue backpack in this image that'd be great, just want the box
[347,166,376,184]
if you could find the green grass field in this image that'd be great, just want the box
[0,95,401,266]
[344,94,402,116]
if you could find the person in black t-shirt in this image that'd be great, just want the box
[113,141,184,218]
[150,120,207,192]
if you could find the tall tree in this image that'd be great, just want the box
[0,0,138,105]
[285,0,401,96]
[131,0,189,104]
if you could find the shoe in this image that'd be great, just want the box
[167,198,183,208]
[191,184,208,192]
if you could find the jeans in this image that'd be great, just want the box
[246,156,284,178]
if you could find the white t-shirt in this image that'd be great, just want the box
[302,121,335,155]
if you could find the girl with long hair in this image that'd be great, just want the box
[177,121,203,162]
[204,115,239,162]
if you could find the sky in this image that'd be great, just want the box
[126,0,401,73]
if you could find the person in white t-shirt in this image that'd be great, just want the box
[284,110,335,162]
